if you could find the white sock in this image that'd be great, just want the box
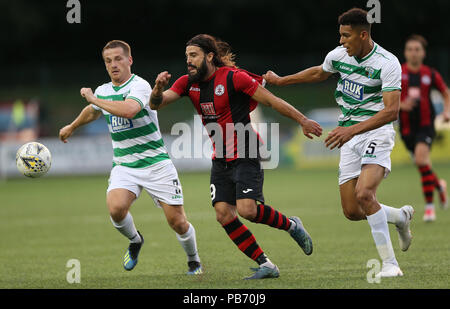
[110,213,142,243]
[176,223,200,262]
[426,203,434,210]
[366,208,398,266]
[288,219,297,233]
[380,204,406,226]
[261,258,276,269]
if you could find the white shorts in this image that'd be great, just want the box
[338,125,396,185]
[107,160,184,207]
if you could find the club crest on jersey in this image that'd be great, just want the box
[421,75,431,85]
[342,79,364,100]
[215,84,225,96]
[200,102,216,116]
[364,66,376,79]
[109,115,133,132]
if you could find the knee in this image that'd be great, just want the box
[216,210,231,225]
[342,207,364,221]
[215,207,236,226]
[167,214,188,234]
[108,202,128,222]
[414,157,427,166]
[237,201,257,221]
[355,187,376,207]
[107,190,135,222]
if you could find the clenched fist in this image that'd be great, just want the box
[59,124,74,143]
[154,71,172,91]
[80,87,95,103]
[262,70,281,86]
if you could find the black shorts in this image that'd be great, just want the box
[210,158,264,206]
[401,126,436,153]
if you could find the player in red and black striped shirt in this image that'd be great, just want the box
[150,34,322,279]
[400,35,450,221]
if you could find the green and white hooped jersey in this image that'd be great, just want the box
[92,74,170,168]
[322,43,402,127]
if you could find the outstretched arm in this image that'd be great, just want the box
[251,84,322,139]
[150,71,181,110]
[263,65,333,86]
[324,90,400,149]
[79,88,141,119]
[59,105,102,143]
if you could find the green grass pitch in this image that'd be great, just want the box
[1,163,449,289]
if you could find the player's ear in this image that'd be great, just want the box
[129,55,133,66]
[206,52,214,63]
[360,29,369,41]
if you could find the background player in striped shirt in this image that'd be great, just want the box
[58,40,202,275]
[399,34,449,222]
[264,8,414,278]
[150,34,322,279]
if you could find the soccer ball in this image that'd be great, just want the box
[16,142,52,178]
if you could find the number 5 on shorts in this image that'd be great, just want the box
[366,142,377,155]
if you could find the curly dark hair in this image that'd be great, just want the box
[186,34,236,68]
[338,8,371,32]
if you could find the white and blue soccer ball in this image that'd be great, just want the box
[16,142,52,178]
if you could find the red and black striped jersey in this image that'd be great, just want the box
[400,64,448,136]
[170,66,264,161]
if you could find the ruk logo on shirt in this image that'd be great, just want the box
[342,79,364,100]
[110,115,133,132]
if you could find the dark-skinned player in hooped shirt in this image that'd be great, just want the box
[150,34,322,279]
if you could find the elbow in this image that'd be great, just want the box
[313,66,328,82]
[123,108,140,119]
[387,108,399,122]
[389,114,399,123]
[123,112,137,119]
[259,99,272,108]
[391,112,399,122]
[313,72,324,81]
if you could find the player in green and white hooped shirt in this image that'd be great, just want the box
[263,8,414,278]
[59,40,202,275]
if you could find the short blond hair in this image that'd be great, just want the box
[102,40,131,56]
